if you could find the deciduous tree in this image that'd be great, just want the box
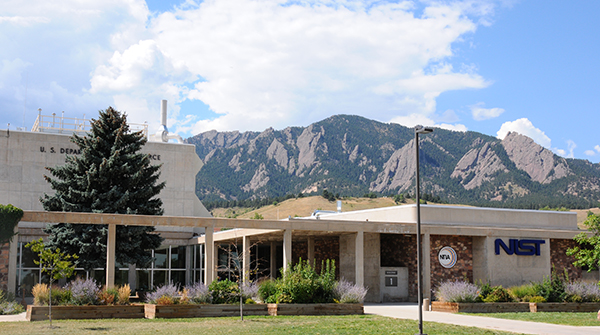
[567,212,600,271]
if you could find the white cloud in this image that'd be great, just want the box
[565,140,576,159]
[389,113,467,132]
[88,0,491,133]
[470,102,505,120]
[1,0,500,138]
[496,118,551,148]
[595,145,600,153]
[585,150,596,156]
[555,148,566,156]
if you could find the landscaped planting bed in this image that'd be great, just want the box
[267,303,363,316]
[28,259,367,321]
[431,301,600,313]
[27,304,145,321]
[432,272,600,314]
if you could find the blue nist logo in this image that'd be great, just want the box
[494,239,545,256]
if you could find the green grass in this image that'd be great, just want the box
[466,312,600,327]
[1,315,521,335]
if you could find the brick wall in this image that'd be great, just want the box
[0,243,9,291]
[380,234,417,298]
[429,235,473,294]
[550,238,582,281]
[292,237,339,278]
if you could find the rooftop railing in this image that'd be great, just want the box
[31,111,148,137]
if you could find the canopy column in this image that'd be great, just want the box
[106,224,116,289]
[355,231,364,287]
[243,236,250,285]
[283,229,292,272]
[204,226,214,285]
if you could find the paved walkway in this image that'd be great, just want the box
[0,312,26,322]
[364,303,600,335]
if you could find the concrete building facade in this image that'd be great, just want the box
[0,127,210,295]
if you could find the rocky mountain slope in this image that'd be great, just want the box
[186,115,600,208]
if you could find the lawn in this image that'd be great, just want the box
[2,315,522,335]
[465,312,600,327]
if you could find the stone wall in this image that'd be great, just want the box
[550,238,582,281]
[0,243,9,290]
[429,235,473,294]
[380,234,417,299]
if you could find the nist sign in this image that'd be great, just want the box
[495,238,545,256]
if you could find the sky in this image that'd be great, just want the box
[2,0,600,162]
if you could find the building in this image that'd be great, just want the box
[1,110,596,303]
[0,109,210,297]
[194,204,596,302]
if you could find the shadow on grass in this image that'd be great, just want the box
[84,327,112,331]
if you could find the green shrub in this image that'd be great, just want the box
[509,284,537,302]
[258,259,337,304]
[482,286,514,303]
[476,281,493,302]
[257,279,278,303]
[209,279,240,304]
[528,296,546,303]
[51,286,72,305]
[534,270,566,302]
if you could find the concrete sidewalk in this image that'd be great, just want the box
[364,303,600,335]
[0,312,27,322]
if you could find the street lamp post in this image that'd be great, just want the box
[414,125,433,335]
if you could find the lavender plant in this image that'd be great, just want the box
[334,280,368,303]
[435,281,479,303]
[565,282,600,302]
[0,301,25,315]
[70,278,100,305]
[240,282,259,302]
[146,282,180,304]
[183,282,212,304]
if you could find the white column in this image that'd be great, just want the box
[7,226,19,294]
[355,231,364,287]
[283,229,292,273]
[204,227,214,285]
[243,236,250,285]
[423,232,431,300]
[307,236,315,266]
[270,241,277,279]
[106,224,116,289]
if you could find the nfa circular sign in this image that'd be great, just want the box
[438,246,457,268]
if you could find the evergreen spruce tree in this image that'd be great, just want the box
[41,107,165,270]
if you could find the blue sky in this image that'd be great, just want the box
[2,0,600,161]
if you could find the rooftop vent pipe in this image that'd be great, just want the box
[150,100,183,143]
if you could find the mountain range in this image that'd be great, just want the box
[186,115,600,209]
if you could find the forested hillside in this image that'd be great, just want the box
[186,115,600,209]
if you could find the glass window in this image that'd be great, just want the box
[136,270,150,292]
[20,243,39,268]
[153,270,167,287]
[171,271,186,287]
[171,246,186,269]
[91,269,105,284]
[19,269,40,297]
[154,248,168,269]
[195,245,202,269]
[115,269,129,286]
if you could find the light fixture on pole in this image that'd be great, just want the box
[414,124,433,335]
